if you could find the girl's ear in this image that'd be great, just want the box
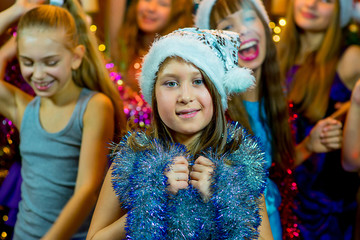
[71,44,86,70]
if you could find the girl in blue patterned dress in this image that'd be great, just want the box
[87,28,273,240]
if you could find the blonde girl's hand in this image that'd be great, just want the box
[190,156,214,202]
[165,156,189,195]
[14,0,45,15]
[307,117,343,153]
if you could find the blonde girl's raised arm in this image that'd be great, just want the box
[258,194,274,240]
[0,70,32,128]
[0,0,44,34]
[41,93,117,240]
[87,165,128,240]
[0,36,17,79]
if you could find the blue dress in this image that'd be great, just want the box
[287,66,360,240]
[243,100,282,240]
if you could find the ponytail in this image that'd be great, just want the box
[63,0,126,139]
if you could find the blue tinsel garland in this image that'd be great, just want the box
[111,123,267,239]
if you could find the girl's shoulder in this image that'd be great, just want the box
[82,91,115,132]
[337,45,360,89]
[84,91,114,116]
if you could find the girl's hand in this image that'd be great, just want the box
[165,156,189,195]
[307,117,342,153]
[190,156,214,202]
[14,0,45,15]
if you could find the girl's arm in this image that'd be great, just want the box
[258,195,274,240]
[342,79,360,172]
[337,45,360,90]
[41,93,116,240]
[0,74,32,128]
[294,117,342,167]
[0,36,17,79]
[0,0,43,34]
[87,166,127,240]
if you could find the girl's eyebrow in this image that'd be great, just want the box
[159,71,201,78]
[19,55,60,60]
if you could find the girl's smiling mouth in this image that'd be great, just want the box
[176,109,200,118]
[238,39,259,61]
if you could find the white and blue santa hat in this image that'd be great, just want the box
[139,27,254,110]
[195,0,270,29]
[195,0,354,28]
[340,0,355,27]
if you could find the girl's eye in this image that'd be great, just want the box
[164,81,178,87]
[46,60,58,66]
[244,16,256,22]
[193,79,204,85]
[22,61,33,67]
[222,25,233,31]
[158,0,171,7]
[243,11,257,23]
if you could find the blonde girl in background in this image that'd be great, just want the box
[278,0,360,238]
[114,0,194,93]
[0,1,125,239]
[195,0,295,239]
[87,28,273,240]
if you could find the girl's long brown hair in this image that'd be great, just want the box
[116,0,194,73]
[278,0,343,123]
[17,1,126,140]
[210,0,295,169]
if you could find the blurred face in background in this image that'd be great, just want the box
[294,0,335,32]
[216,5,266,71]
[137,0,172,34]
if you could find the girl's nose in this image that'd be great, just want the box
[305,0,318,8]
[236,22,250,37]
[147,0,158,11]
[178,84,194,104]
[33,65,45,80]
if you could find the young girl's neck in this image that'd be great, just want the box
[172,131,202,148]
[41,80,82,106]
[297,30,325,63]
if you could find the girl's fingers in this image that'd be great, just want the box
[194,156,214,166]
[320,129,342,138]
[174,173,188,181]
[171,164,188,173]
[173,156,189,165]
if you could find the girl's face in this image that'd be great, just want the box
[155,59,214,145]
[137,0,172,34]
[294,0,335,32]
[18,29,82,98]
[216,6,266,71]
